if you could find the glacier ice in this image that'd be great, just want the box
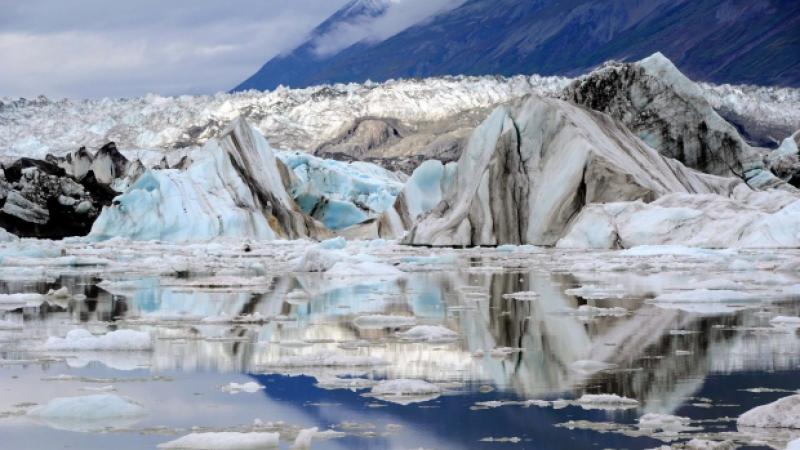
[405,95,736,246]
[277,150,404,229]
[738,395,800,429]
[89,118,328,242]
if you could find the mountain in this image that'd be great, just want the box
[235,0,800,91]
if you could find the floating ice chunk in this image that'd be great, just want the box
[292,427,318,449]
[221,382,264,394]
[490,347,522,357]
[47,286,71,299]
[264,351,387,368]
[0,227,18,242]
[619,245,728,257]
[480,437,522,443]
[44,329,152,351]
[396,325,458,342]
[687,278,745,290]
[0,318,23,330]
[501,291,539,301]
[28,394,146,432]
[294,247,345,272]
[0,293,49,310]
[770,316,800,330]
[787,438,800,450]
[638,413,695,435]
[565,285,626,300]
[650,289,757,303]
[159,432,279,449]
[570,360,616,374]
[570,305,628,317]
[370,379,441,405]
[318,237,347,250]
[326,255,402,278]
[738,394,800,429]
[575,394,639,410]
[353,314,416,329]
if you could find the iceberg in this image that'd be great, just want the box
[89,118,328,242]
[404,95,735,246]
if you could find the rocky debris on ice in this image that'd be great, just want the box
[738,395,800,429]
[158,432,279,449]
[564,53,788,190]
[396,325,458,342]
[28,394,146,432]
[0,156,117,238]
[89,118,329,242]
[44,328,153,351]
[404,95,735,246]
[558,187,800,249]
[48,142,135,187]
[766,130,800,186]
[574,394,639,410]
[221,381,264,394]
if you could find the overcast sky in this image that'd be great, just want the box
[0,0,350,99]
[0,0,463,99]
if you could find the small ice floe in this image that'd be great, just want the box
[686,278,744,290]
[565,284,627,300]
[44,329,152,351]
[501,291,539,301]
[479,436,521,443]
[638,413,697,435]
[0,293,49,310]
[79,385,116,393]
[770,316,800,330]
[158,432,279,449]
[568,305,628,317]
[46,287,72,299]
[285,290,311,305]
[651,289,757,303]
[263,351,387,368]
[221,382,264,394]
[0,318,23,330]
[353,314,416,329]
[315,376,376,391]
[574,394,639,410]
[787,438,800,450]
[570,360,616,374]
[369,379,441,405]
[291,428,344,448]
[396,325,458,343]
[737,394,800,429]
[490,347,523,357]
[27,394,146,432]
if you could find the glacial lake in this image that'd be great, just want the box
[0,240,799,449]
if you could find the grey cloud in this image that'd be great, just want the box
[311,0,465,57]
[0,0,349,98]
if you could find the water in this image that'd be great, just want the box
[1,243,799,449]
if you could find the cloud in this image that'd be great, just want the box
[311,0,465,57]
[0,0,349,98]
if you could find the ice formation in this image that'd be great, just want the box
[89,118,328,242]
[405,95,736,246]
[158,432,280,449]
[28,394,147,432]
[44,329,153,351]
[738,395,800,429]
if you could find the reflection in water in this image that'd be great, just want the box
[1,251,799,449]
